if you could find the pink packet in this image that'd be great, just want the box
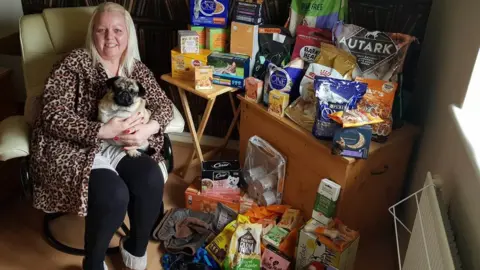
[261,246,291,270]
[291,25,333,63]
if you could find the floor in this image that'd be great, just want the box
[0,142,398,270]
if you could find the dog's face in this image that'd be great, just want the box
[106,76,146,107]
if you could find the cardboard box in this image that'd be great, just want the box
[295,219,359,270]
[245,77,263,103]
[332,125,372,159]
[188,25,206,49]
[230,21,259,75]
[171,48,211,81]
[195,66,214,91]
[233,0,263,25]
[185,179,240,214]
[190,0,229,28]
[207,52,250,88]
[178,30,200,54]
[268,90,289,117]
[206,28,229,52]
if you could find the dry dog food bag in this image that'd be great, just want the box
[225,223,262,270]
[333,22,416,81]
[286,0,348,36]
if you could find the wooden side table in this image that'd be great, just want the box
[160,73,240,177]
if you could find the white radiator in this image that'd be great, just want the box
[389,172,463,270]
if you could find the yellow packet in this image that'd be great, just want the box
[329,110,384,128]
[206,214,251,265]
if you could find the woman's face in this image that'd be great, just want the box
[93,11,128,62]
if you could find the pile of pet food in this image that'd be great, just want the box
[154,136,359,270]
[171,0,417,160]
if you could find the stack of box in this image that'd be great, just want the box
[185,160,244,214]
[172,0,264,89]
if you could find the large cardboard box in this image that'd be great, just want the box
[171,47,211,81]
[185,178,240,214]
[295,219,359,270]
[230,21,259,75]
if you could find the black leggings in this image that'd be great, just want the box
[83,154,164,270]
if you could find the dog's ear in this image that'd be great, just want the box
[137,82,146,97]
[106,76,120,89]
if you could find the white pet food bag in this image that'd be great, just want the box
[243,136,287,206]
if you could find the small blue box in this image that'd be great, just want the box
[207,52,250,88]
[190,0,229,28]
[332,125,372,159]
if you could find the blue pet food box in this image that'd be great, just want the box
[332,125,372,159]
[207,52,250,88]
[190,0,229,28]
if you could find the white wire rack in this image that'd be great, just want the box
[388,172,461,270]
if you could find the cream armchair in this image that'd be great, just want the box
[0,6,184,255]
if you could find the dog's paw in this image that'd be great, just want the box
[126,149,142,157]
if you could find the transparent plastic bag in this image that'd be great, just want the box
[243,136,287,206]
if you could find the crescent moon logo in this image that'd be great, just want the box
[345,131,365,149]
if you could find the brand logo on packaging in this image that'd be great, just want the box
[269,68,289,91]
[338,30,398,73]
[300,46,320,62]
[200,0,224,15]
[213,162,230,169]
[214,172,229,179]
[192,60,202,67]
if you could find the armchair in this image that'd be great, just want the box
[0,6,184,255]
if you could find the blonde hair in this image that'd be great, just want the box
[85,2,141,76]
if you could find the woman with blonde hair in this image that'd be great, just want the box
[29,2,173,269]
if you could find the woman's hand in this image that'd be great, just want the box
[116,120,160,150]
[97,112,144,140]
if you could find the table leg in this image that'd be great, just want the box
[177,87,205,177]
[180,94,217,177]
[220,92,241,149]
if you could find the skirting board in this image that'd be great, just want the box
[169,132,239,150]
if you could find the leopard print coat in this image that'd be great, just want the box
[29,48,173,217]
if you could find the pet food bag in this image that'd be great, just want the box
[262,58,305,106]
[312,77,367,139]
[243,136,287,206]
[252,25,295,80]
[225,223,263,270]
[355,77,398,141]
[291,25,333,63]
[286,0,348,36]
[333,22,416,81]
[285,42,356,131]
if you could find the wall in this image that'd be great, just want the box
[403,0,480,268]
[0,1,24,102]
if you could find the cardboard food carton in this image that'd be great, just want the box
[188,25,206,49]
[206,28,229,52]
[332,125,372,159]
[190,0,229,28]
[295,219,359,270]
[233,0,263,25]
[207,52,250,88]
[171,48,211,81]
[230,21,259,75]
[201,160,242,196]
[185,178,240,214]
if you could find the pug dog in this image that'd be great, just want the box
[98,76,151,157]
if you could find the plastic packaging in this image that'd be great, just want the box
[243,136,287,206]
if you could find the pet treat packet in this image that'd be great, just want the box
[263,58,305,105]
[333,22,416,81]
[286,0,348,36]
[354,77,398,141]
[262,226,289,248]
[252,26,295,80]
[329,110,384,128]
[225,223,262,270]
[213,203,239,233]
[206,214,251,265]
[291,25,333,63]
[315,43,357,80]
[312,77,367,139]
